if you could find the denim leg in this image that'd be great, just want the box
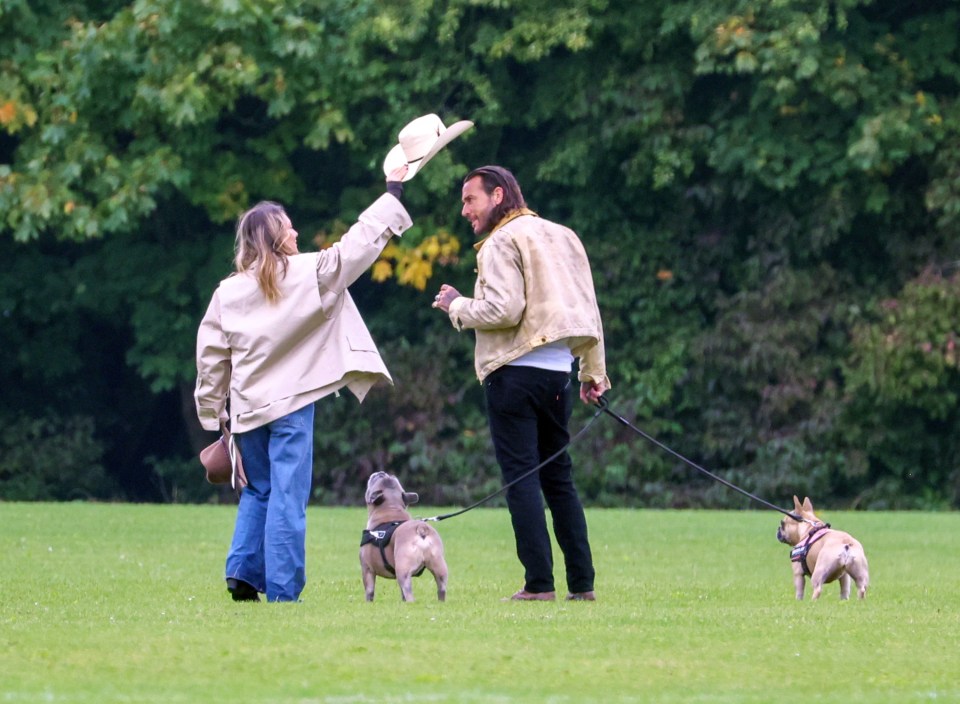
[224,403,314,602]
[225,426,271,594]
[485,367,555,593]
[264,403,314,602]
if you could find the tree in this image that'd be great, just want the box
[2,0,959,507]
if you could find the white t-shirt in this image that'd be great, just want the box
[506,340,574,372]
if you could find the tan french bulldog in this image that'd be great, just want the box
[360,471,448,602]
[776,495,870,600]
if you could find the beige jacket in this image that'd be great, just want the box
[447,210,609,386]
[195,193,411,433]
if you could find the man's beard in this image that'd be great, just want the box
[477,209,496,235]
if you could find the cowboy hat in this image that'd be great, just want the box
[383,114,474,181]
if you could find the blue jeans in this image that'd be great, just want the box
[484,365,595,594]
[226,403,314,602]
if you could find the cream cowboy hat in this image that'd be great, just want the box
[383,113,474,182]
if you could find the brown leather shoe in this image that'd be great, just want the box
[565,591,596,601]
[503,589,556,602]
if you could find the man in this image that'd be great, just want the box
[433,165,611,601]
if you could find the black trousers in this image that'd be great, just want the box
[484,365,595,594]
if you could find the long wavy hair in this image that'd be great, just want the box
[234,201,290,304]
[464,165,527,228]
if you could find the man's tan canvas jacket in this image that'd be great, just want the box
[195,193,411,433]
[447,210,609,387]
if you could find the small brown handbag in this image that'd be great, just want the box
[200,422,247,491]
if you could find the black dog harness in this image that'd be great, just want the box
[360,520,425,577]
[790,523,831,576]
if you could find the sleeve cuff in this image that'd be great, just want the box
[578,373,611,391]
[359,193,412,238]
[448,297,467,331]
[198,411,223,433]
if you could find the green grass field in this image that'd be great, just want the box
[1,501,958,703]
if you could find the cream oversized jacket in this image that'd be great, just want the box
[195,193,411,433]
[447,210,610,386]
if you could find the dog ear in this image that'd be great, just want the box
[793,495,802,512]
[368,490,385,506]
[403,491,419,506]
[802,497,813,513]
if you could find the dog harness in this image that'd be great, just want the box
[790,522,831,576]
[360,521,425,577]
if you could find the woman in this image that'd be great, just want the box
[195,165,410,602]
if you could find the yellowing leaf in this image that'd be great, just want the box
[381,241,402,261]
[423,236,441,259]
[0,101,16,126]
[371,260,393,282]
[398,258,432,291]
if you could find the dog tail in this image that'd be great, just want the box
[839,544,854,566]
[413,521,443,548]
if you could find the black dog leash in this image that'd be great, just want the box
[421,395,801,522]
[593,396,802,520]
[420,401,607,522]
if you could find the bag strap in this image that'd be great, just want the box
[227,433,241,490]
[217,417,242,491]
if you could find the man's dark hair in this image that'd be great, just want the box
[464,165,527,226]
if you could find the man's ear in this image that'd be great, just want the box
[493,186,503,205]
[403,492,419,506]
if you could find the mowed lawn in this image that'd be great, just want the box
[1,501,958,703]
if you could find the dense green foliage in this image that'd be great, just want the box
[2,0,959,507]
[2,503,958,702]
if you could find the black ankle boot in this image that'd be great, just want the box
[226,578,260,602]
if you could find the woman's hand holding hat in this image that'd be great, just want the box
[386,164,408,200]
[383,114,474,181]
[386,164,409,182]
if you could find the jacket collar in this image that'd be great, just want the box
[473,208,538,251]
